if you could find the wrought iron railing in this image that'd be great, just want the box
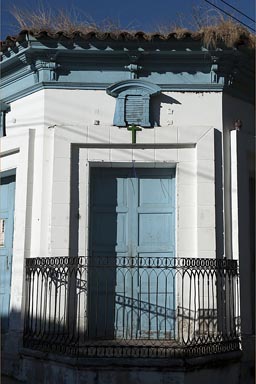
[23,256,240,358]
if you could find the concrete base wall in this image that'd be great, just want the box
[2,349,243,384]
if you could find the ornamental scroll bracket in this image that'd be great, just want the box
[125,53,142,79]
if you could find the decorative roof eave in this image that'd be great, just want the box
[0,100,10,112]
[1,30,254,80]
[1,30,255,60]
[1,39,253,80]
[1,36,252,71]
[0,31,254,105]
[1,28,255,51]
[1,33,211,58]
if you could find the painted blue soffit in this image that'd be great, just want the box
[0,101,11,112]
[0,38,254,104]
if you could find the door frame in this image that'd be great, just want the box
[87,163,176,340]
[0,172,16,332]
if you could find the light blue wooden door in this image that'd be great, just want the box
[89,168,175,340]
[0,175,15,332]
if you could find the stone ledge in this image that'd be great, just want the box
[20,347,242,370]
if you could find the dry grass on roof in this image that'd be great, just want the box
[11,6,133,35]
[198,19,255,48]
[6,5,256,49]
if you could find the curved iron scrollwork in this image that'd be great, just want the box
[24,256,240,358]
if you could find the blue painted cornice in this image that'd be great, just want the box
[0,101,10,112]
[0,36,254,104]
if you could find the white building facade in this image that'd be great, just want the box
[0,31,254,383]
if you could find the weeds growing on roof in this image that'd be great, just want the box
[7,2,256,49]
[155,5,255,48]
[10,4,137,34]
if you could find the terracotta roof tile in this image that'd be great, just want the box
[0,28,255,53]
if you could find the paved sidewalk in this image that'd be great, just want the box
[1,376,25,384]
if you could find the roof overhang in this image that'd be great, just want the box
[0,33,254,104]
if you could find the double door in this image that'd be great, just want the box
[89,168,175,340]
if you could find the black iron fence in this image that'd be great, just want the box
[23,256,240,358]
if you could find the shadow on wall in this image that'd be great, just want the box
[214,129,224,260]
[150,94,181,127]
[1,310,25,383]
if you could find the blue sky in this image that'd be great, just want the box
[1,0,255,39]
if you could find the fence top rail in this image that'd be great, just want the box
[25,256,238,272]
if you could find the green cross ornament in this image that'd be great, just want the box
[127,124,142,143]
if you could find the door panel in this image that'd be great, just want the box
[137,174,175,338]
[0,175,15,332]
[89,168,175,340]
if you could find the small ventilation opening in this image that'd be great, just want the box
[125,95,144,125]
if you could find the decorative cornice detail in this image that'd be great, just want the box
[0,101,10,112]
[124,64,143,79]
[107,80,161,98]
[23,53,39,82]
[0,43,254,104]
[0,83,226,104]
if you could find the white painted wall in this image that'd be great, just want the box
[11,85,256,384]
[1,88,224,340]
[222,93,255,261]
[43,89,222,260]
[1,87,224,268]
[222,93,255,376]
[40,90,222,257]
[1,91,46,335]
